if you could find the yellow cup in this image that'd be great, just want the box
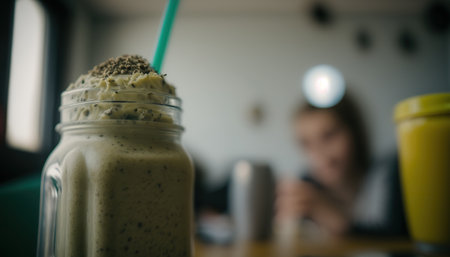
[394,93,450,253]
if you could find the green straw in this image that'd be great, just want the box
[152,0,180,73]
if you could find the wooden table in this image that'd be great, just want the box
[195,236,414,257]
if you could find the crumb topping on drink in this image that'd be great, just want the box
[63,55,178,124]
[89,55,155,77]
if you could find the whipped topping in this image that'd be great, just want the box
[61,55,179,124]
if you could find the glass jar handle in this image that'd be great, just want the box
[37,163,62,257]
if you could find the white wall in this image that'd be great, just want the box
[64,5,91,87]
[68,13,449,181]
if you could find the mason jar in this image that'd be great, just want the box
[37,87,194,257]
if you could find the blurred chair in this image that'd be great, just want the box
[0,174,41,257]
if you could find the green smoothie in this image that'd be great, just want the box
[38,55,193,257]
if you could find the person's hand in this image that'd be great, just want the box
[276,179,351,236]
[276,180,322,220]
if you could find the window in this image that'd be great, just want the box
[6,0,47,152]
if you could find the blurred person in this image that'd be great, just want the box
[276,93,407,236]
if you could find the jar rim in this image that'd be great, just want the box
[56,120,184,133]
[61,88,182,109]
[394,92,450,122]
[59,88,183,127]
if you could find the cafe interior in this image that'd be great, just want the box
[0,0,449,256]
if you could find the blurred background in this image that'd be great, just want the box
[67,0,450,182]
[0,0,449,255]
[1,0,449,183]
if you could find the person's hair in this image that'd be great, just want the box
[294,93,370,171]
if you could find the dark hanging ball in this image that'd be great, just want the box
[355,28,372,51]
[423,1,450,34]
[310,2,333,25]
[397,29,418,55]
